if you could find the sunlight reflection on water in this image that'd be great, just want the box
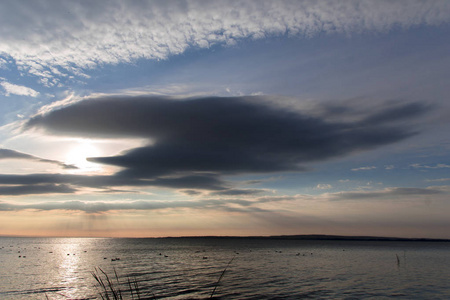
[0,238,449,299]
[56,240,83,298]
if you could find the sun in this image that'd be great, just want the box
[65,140,101,172]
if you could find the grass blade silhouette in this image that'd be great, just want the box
[210,257,235,298]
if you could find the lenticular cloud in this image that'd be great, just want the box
[26,95,428,178]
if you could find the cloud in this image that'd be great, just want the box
[426,178,450,182]
[0,183,76,196]
[2,185,448,213]
[411,163,450,169]
[210,189,266,196]
[0,197,276,213]
[351,166,377,171]
[316,184,332,190]
[0,57,8,69]
[1,0,449,84]
[146,175,228,190]
[0,81,39,97]
[180,190,204,196]
[0,200,172,213]
[0,148,77,169]
[24,95,427,188]
[0,172,231,195]
[327,186,447,201]
[359,102,433,126]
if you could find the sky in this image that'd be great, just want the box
[0,0,449,238]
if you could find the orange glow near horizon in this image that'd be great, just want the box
[1,206,450,239]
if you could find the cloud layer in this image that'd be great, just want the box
[17,95,430,194]
[327,186,447,201]
[1,186,448,213]
[1,0,449,85]
[0,148,77,169]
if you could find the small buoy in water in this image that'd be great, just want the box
[203,256,208,259]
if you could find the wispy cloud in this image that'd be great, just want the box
[326,186,448,201]
[425,178,450,182]
[338,179,350,183]
[0,196,283,213]
[351,166,377,171]
[0,173,230,196]
[0,148,77,169]
[1,0,449,84]
[411,163,450,169]
[210,189,266,196]
[0,183,76,196]
[0,81,39,97]
[0,57,8,69]
[1,185,448,213]
[316,184,332,190]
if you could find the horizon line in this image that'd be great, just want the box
[1,233,449,242]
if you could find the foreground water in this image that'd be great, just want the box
[0,237,449,299]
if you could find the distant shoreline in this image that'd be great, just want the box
[1,234,449,242]
[160,234,450,242]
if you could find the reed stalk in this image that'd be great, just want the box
[92,267,155,300]
[91,257,235,300]
[210,256,235,298]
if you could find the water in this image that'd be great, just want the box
[0,237,449,299]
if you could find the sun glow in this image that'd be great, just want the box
[65,140,101,172]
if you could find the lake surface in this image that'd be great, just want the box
[0,237,449,299]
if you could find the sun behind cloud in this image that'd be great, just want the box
[65,140,101,173]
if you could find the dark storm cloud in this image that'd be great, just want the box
[0,148,77,169]
[25,95,428,185]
